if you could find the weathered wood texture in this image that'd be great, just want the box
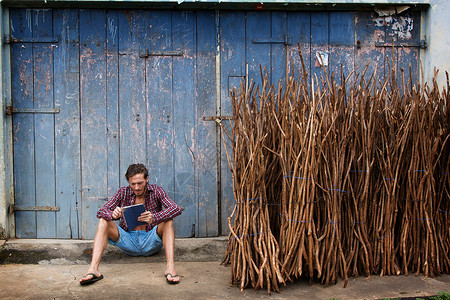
[10,9,218,239]
[10,9,421,239]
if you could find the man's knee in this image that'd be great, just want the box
[165,219,174,227]
[98,218,110,228]
[157,219,174,236]
[97,218,117,235]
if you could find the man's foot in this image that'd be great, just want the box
[165,272,180,284]
[80,272,103,286]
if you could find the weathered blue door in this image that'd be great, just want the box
[9,8,420,239]
[10,9,217,239]
[218,10,421,231]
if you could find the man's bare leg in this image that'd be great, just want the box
[157,219,180,283]
[80,218,120,283]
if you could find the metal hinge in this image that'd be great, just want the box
[252,35,292,46]
[7,106,60,115]
[202,115,233,124]
[375,40,427,49]
[139,49,183,58]
[4,34,59,44]
[9,205,60,213]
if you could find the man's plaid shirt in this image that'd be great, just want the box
[97,183,182,231]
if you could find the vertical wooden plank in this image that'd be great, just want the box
[383,13,397,91]
[33,9,56,238]
[288,12,311,91]
[311,12,329,87]
[220,11,245,235]
[145,11,180,235]
[80,9,107,239]
[54,9,81,238]
[196,11,218,237]
[271,12,288,86]
[329,12,355,85]
[355,11,385,87]
[246,11,272,87]
[106,10,120,197]
[10,9,36,238]
[4,7,15,238]
[118,10,147,184]
[397,10,420,93]
[172,11,196,237]
[145,10,174,195]
[380,11,419,92]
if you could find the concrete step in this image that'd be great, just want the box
[0,237,228,265]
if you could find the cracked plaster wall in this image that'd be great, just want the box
[421,0,450,89]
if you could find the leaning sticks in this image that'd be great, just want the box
[221,50,450,294]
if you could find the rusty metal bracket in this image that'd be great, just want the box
[252,35,292,46]
[202,115,232,124]
[7,106,60,115]
[9,205,60,214]
[139,49,183,58]
[375,40,427,49]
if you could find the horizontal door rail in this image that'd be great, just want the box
[139,49,183,58]
[9,205,60,213]
[252,35,292,46]
[375,40,427,49]
[7,106,60,115]
[4,35,59,44]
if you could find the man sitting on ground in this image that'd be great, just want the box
[80,163,182,285]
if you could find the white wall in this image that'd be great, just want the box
[421,0,450,89]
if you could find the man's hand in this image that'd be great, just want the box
[112,206,123,220]
[138,211,153,224]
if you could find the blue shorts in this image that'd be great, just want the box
[108,224,163,256]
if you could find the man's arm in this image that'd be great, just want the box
[96,189,124,221]
[151,186,182,225]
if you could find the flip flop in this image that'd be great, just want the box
[80,273,104,286]
[165,273,180,284]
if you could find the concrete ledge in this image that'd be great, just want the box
[0,237,228,265]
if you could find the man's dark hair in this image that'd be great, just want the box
[125,163,149,181]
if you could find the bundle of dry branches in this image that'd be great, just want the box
[221,50,450,294]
